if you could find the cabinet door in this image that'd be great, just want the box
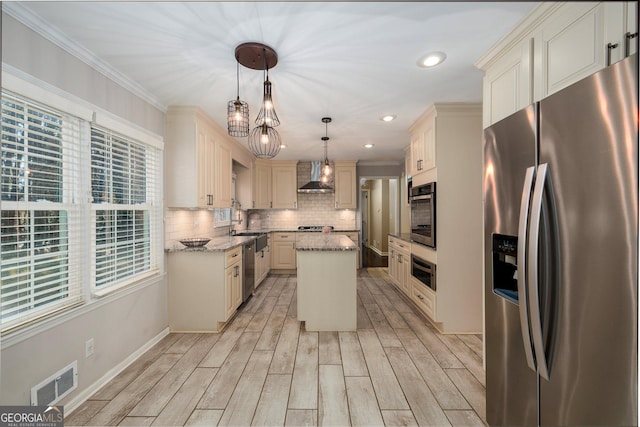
[535,3,607,99]
[215,142,232,208]
[225,265,235,319]
[400,254,411,296]
[197,125,214,208]
[254,161,272,209]
[410,133,423,174]
[421,122,436,172]
[334,162,357,209]
[272,241,296,269]
[272,165,297,209]
[625,2,637,57]
[389,249,397,284]
[482,39,533,127]
[233,263,243,308]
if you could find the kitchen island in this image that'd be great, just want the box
[296,234,357,331]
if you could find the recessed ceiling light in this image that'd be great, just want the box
[417,51,446,68]
[364,144,374,149]
[380,115,396,122]
[280,144,287,148]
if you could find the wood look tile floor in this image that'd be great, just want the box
[66,268,486,427]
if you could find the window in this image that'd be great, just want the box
[90,127,161,289]
[1,93,84,330]
[0,90,163,332]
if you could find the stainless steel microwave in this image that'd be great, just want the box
[410,182,436,248]
[411,254,436,291]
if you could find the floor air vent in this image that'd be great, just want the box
[31,361,78,406]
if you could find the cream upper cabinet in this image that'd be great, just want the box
[408,109,436,176]
[334,160,357,209]
[215,141,232,208]
[481,38,532,128]
[478,2,637,127]
[166,106,233,208]
[271,161,298,209]
[253,159,272,209]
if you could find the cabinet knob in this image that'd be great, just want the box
[417,294,425,301]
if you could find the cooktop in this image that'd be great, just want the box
[297,225,334,231]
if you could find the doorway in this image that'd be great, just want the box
[360,178,399,268]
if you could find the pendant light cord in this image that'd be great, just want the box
[236,57,240,99]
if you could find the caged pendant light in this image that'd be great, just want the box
[227,58,249,137]
[321,117,332,183]
[235,42,282,159]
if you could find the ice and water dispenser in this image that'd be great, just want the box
[492,234,519,304]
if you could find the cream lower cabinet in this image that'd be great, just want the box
[411,276,436,321]
[388,236,410,296]
[168,245,243,332]
[255,245,271,288]
[225,247,243,320]
[271,233,296,270]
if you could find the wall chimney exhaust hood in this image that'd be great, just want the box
[298,161,334,193]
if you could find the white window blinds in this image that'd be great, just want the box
[90,127,162,289]
[1,92,85,331]
[1,90,163,333]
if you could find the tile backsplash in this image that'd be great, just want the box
[164,209,247,247]
[248,193,357,230]
[165,193,357,247]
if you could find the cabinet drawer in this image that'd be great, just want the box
[273,232,296,242]
[225,246,242,267]
[411,277,436,320]
[395,240,410,254]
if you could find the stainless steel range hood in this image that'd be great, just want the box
[298,161,334,193]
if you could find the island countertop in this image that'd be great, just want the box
[295,234,357,251]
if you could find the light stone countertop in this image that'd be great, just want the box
[295,234,357,251]
[166,235,256,253]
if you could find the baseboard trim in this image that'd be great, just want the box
[366,245,388,257]
[64,326,170,415]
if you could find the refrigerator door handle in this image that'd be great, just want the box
[528,163,551,380]
[517,166,536,372]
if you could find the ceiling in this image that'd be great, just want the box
[6,2,536,162]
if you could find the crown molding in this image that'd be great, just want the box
[3,2,167,112]
[474,2,563,71]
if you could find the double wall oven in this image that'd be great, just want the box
[410,182,436,248]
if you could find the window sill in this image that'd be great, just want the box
[92,270,160,298]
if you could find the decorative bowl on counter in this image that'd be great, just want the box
[179,238,210,248]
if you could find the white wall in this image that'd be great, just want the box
[1,12,168,408]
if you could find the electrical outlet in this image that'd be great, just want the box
[85,338,94,358]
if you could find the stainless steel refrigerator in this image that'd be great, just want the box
[484,54,638,426]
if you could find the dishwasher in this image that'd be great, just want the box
[242,241,255,302]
